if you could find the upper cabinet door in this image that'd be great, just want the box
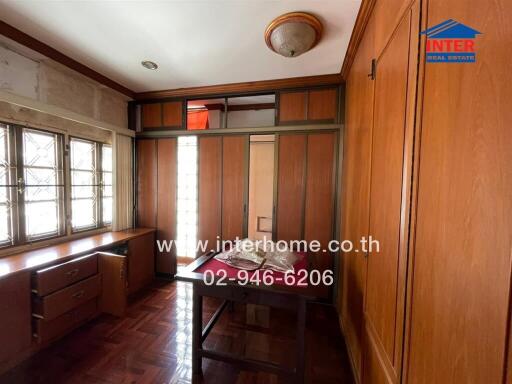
[198,136,222,253]
[364,10,413,384]
[278,91,308,123]
[142,101,183,130]
[142,104,162,128]
[162,102,183,128]
[221,135,248,241]
[276,134,307,242]
[278,88,338,125]
[136,139,157,228]
[308,89,338,122]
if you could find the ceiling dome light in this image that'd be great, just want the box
[265,12,323,58]
[141,60,158,70]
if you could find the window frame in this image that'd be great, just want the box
[0,121,113,250]
[69,136,112,233]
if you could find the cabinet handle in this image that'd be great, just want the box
[72,290,84,299]
[66,269,79,277]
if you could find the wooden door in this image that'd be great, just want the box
[339,12,375,381]
[364,9,413,383]
[198,136,222,253]
[136,139,157,228]
[156,138,177,275]
[304,132,336,274]
[276,134,307,242]
[127,232,155,294]
[405,0,512,382]
[221,135,247,241]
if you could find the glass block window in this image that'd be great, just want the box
[22,128,64,240]
[101,145,113,224]
[176,136,198,258]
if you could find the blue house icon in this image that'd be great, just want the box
[421,19,481,39]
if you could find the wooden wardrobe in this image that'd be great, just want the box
[136,138,177,276]
[276,132,337,277]
[340,0,512,383]
[197,135,248,249]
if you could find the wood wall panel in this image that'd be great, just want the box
[405,0,512,382]
[308,89,337,121]
[142,104,162,128]
[276,134,306,242]
[304,132,335,273]
[198,136,222,253]
[278,92,307,122]
[136,139,157,228]
[221,136,247,241]
[156,139,177,274]
[162,102,182,127]
[339,12,375,382]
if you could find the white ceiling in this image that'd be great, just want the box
[0,0,361,93]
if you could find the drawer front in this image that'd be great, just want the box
[33,254,98,296]
[33,274,101,321]
[34,299,97,343]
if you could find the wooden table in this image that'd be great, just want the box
[176,252,322,383]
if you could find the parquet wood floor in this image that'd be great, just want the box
[0,280,354,384]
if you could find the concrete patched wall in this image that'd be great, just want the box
[0,42,129,129]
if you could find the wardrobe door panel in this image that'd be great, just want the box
[198,136,222,253]
[136,139,157,228]
[364,11,411,383]
[156,138,177,275]
[406,0,512,382]
[276,134,306,242]
[222,136,247,241]
[304,132,336,273]
[339,14,375,381]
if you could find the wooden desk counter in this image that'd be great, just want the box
[0,228,155,280]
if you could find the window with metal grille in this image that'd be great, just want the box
[70,138,111,231]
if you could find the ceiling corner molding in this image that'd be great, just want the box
[0,20,135,98]
[340,0,376,80]
[134,73,343,101]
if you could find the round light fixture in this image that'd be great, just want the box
[265,12,323,58]
[141,60,158,70]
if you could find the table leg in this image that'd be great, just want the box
[192,285,203,378]
[296,298,306,384]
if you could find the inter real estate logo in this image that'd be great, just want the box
[421,19,481,63]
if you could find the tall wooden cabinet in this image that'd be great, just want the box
[198,135,248,249]
[404,0,512,383]
[136,139,177,275]
[340,0,512,383]
[276,132,337,277]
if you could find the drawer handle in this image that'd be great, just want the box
[66,269,79,277]
[72,290,85,299]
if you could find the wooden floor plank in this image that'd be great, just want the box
[0,280,353,384]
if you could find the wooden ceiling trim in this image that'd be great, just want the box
[134,73,342,101]
[340,0,376,80]
[0,20,135,98]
